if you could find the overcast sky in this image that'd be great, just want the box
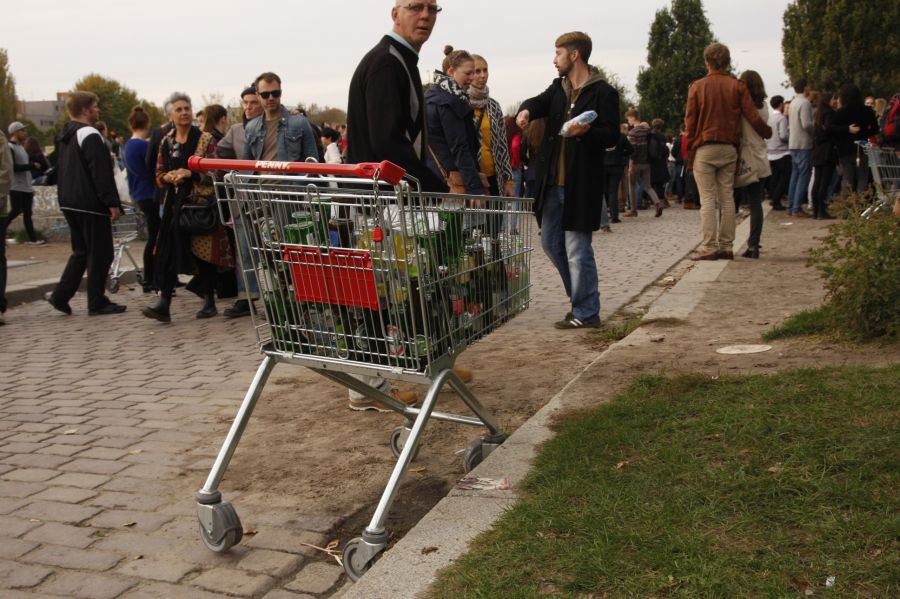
[7,0,794,115]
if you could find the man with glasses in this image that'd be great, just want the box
[346,0,446,192]
[243,72,317,164]
[343,0,446,411]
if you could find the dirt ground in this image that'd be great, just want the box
[218,210,900,558]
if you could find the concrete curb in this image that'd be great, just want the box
[337,208,762,598]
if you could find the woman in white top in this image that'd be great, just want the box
[320,127,342,164]
[734,70,771,259]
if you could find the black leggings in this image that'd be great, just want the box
[138,199,161,288]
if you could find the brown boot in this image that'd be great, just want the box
[453,366,473,384]
[349,388,418,412]
[623,210,638,217]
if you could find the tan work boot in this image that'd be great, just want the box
[349,388,418,412]
[453,366,473,384]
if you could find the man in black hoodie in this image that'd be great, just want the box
[48,91,126,316]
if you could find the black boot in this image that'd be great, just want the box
[142,290,172,323]
[196,293,217,319]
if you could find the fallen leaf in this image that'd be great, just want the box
[129,449,142,455]
[650,335,665,343]
[409,465,426,473]
[767,463,784,473]
[243,527,258,536]
[326,539,339,551]
[421,546,439,555]
[540,583,560,595]
[29,518,41,523]
[132,555,143,560]
[790,576,809,593]
[63,429,78,435]
[123,522,136,527]
[614,460,630,470]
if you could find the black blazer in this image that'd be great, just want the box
[520,76,619,232]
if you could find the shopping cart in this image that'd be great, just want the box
[107,207,144,293]
[187,156,533,580]
[862,143,900,218]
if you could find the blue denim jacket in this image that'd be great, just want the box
[242,107,318,162]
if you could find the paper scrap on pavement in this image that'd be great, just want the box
[716,344,773,355]
[455,476,510,491]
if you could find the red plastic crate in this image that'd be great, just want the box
[284,245,380,310]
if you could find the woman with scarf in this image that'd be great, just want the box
[142,92,233,323]
[424,46,485,197]
[470,54,513,198]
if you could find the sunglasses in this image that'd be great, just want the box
[259,90,282,99]
[171,141,182,159]
[400,2,442,14]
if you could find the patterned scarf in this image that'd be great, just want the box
[468,84,490,109]
[432,71,469,102]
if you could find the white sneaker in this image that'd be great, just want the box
[26,239,48,246]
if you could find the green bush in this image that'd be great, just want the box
[808,195,900,340]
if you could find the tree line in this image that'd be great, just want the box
[2,0,897,143]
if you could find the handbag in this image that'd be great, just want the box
[428,146,488,195]
[177,131,219,234]
[734,145,758,188]
[179,195,219,234]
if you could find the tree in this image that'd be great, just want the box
[636,0,714,131]
[70,73,163,137]
[591,65,636,120]
[782,0,900,97]
[0,49,17,134]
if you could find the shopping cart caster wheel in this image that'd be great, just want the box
[389,426,419,461]
[107,279,120,294]
[463,434,504,473]
[197,502,243,552]
[463,438,484,472]
[343,537,383,582]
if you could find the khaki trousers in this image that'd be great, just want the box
[693,144,738,253]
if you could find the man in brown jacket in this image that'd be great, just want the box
[685,42,771,260]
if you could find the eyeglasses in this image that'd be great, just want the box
[400,2,441,14]
[171,141,181,159]
[259,90,282,99]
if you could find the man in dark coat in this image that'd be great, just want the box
[346,0,446,192]
[48,91,126,316]
[516,31,619,329]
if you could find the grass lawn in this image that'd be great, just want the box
[430,366,899,598]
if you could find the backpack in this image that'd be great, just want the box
[648,134,661,161]
[878,94,900,145]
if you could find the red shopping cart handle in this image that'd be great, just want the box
[187,156,406,185]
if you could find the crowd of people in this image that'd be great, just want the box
[1,0,896,344]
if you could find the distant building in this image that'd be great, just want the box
[16,93,68,131]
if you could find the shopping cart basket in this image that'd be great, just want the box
[107,207,144,293]
[862,143,900,218]
[187,156,533,580]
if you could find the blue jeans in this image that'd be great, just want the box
[233,213,259,297]
[788,149,812,213]
[540,186,600,322]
